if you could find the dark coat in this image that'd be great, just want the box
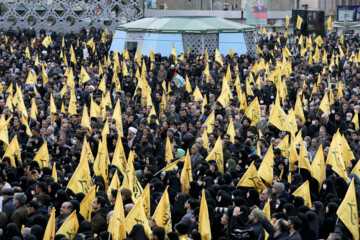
[10,205,28,228]
[91,207,109,234]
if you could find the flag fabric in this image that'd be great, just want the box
[336,179,359,240]
[226,118,235,143]
[107,170,120,198]
[245,97,261,126]
[199,189,211,240]
[298,141,312,173]
[67,154,93,194]
[108,189,126,240]
[152,186,172,236]
[276,134,289,158]
[172,72,185,88]
[52,163,57,182]
[180,150,192,193]
[165,136,174,165]
[311,145,325,192]
[352,111,359,130]
[292,180,312,207]
[286,15,290,28]
[94,139,109,190]
[185,75,192,93]
[327,134,347,180]
[205,136,224,173]
[79,185,95,221]
[258,144,274,186]
[268,101,287,131]
[124,197,152,239]
[296,15,303,30]
[112,137,127,175]
[56,211,79,240]
[215,48,223,66]
[204,110,215,133]
[43,208,56,240]
[3,135,21,167]
[237,161,266,190]
[327,16,333,30]
[33,142,50,168]
[319,92,330,114]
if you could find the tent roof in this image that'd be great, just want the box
[117,16,255,33]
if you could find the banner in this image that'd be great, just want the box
[337,5,360,22]
[246,0,268,25]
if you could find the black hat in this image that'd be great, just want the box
[1,188,14,196]
[27,200,39,209]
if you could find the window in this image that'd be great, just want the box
[328,0,333,11]
[320,0,325,10]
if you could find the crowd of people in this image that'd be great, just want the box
[0,24,358,240]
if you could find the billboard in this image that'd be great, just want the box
[337,5,360,22]
[246,0,268,25]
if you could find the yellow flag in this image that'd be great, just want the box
[49,93,56,114]
[352,111,359,130]
[351,158,360,178]
[245,78,254,96]
[68,88,77,115]
[124,197,151,239]
[25,46,31,59]
[165,136,174,165]
[67,154,93,194]
[152,186,172,236]
[108,189,126,240]
[327,16,332,30]
[3,135,21,166]
[107,170,120,199]
[52,163,57,182]
[141,184,151,219]
[276,135,289,158]
[193,86,203,102]
[226,118,235,143]
[56,211,79,240]
[199,189,211,240]
[283,109,298,136]
[185,75,192,93]
[43,208,56,240]
[79,185,95,221]
[33,142,50,168]
[296,15,303,30]
[327,133,348,180]
[293,181,312,207]
[94,139,109,190]
[112,99,123,137]
[319,92,330,115]
[80,104,92,133]
[81,137,94,163]
[258,144,274,186]
[98,74,106,93]
[229,48,234,59]
[245,97,261,126]
[112,137,127,175]
[286,14,290,28]
[215,48,223,67]
[206,136,224,173]
[269,102,287,131]
[21,114,32,136]
[294,94,305,123]
[204,110,215,133]
[237,161,266,190]
[341,135,355,167]
[90,97,100,118]
[289,141,299,171]
[79,66,91,84]
[298,140,312,173]
[336,178,359,240]
[311,145,325,192]
[180,150,192,193]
